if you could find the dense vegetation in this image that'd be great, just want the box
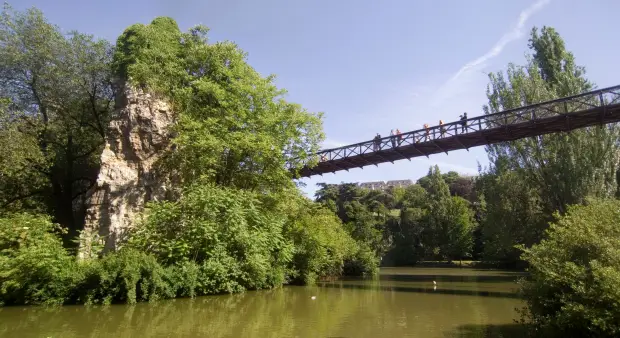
[0,5,377,306]
[315,167,478,266]
[1,3,620,337]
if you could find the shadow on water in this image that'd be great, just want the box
[319,282,521,299]
[378,274,525,284]
[445,323,528,338]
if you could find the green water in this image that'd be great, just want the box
[0,268,525,338]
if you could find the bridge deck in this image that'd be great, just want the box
[293,85,620,178]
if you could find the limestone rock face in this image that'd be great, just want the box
[80,84,174,258]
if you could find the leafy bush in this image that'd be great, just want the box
[0,214,200,306]
[283,199,358,284]
[0,213,79,306]
[520,199,620,337]
[74,248,174,305]
[127,182,293,294]
[343,244,379,277]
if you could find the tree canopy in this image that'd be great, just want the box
[0,4,115,240]
[111,18,324,193]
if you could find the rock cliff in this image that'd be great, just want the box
[79,84,174,258]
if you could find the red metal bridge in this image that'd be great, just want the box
[292,85,620,178]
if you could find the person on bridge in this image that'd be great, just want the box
[423,123,430,141]
[460,112,468,133]
[439,120,445,137]
[320,154,327,162]
[390,129,396,147]
[396,128,402,145]
[373,133,381,151]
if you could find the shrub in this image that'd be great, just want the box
[0,213,79,306]
[284,200,358,284]
[74,248,174,305]
[0,214,190,306]
[127,182,293,294]
[343,244,379,277]
[520,199,620,337]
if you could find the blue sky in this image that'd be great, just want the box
[13,0,620,198]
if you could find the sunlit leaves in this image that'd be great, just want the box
[520,199,620,337]
[112,17,324,192]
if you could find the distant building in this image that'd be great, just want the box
[358,179,413,191]
[386,179,413,188]
[359,181,386,190]
[318,179,415,191]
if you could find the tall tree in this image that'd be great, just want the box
[390,184,428,264]
[422,166,474,260]
[484,27,620,215]
[479,26,620,263]
[112,18,324,193]
[0,5,114,238]
[477,165,546,263]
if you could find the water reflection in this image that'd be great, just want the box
[0,268,525,338]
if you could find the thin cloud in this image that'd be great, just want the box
[431,0,551,105]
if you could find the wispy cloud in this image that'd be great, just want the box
[430,0,551,106]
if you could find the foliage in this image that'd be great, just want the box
[477,165,546,263]
[127,182,293,293]
[0,213,181,306]
[478,26,620,265]
[418,166,475,260]
[315,182,395,260]
[0,101,48,212]
[0,212,256,306]
[112,17,324,192]
[343,244,379,276]
[418,170,476,202]
[389,202,427,265]
[283,197,360,284]
[483,26,620,215]
[112,17,185,92]
[520,199,620,337]
[0,5,114,237]
[74,248,174,305]
[0,213,78,305]
[317,166,475,264]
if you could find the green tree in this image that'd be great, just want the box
[383,184,429,265]
[112,18,324,193]
[0,5,114,238]
[315,182,394,259]
[442,196,476,261]
[479,26,620,263]
[520,199,620,337]
[421,166,474,260]
[484,27,620,215]
[477,159,546,263]
[282,197,359,284]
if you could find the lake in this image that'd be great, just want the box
[0,267,525,338]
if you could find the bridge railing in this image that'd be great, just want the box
[310,85,620,163]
